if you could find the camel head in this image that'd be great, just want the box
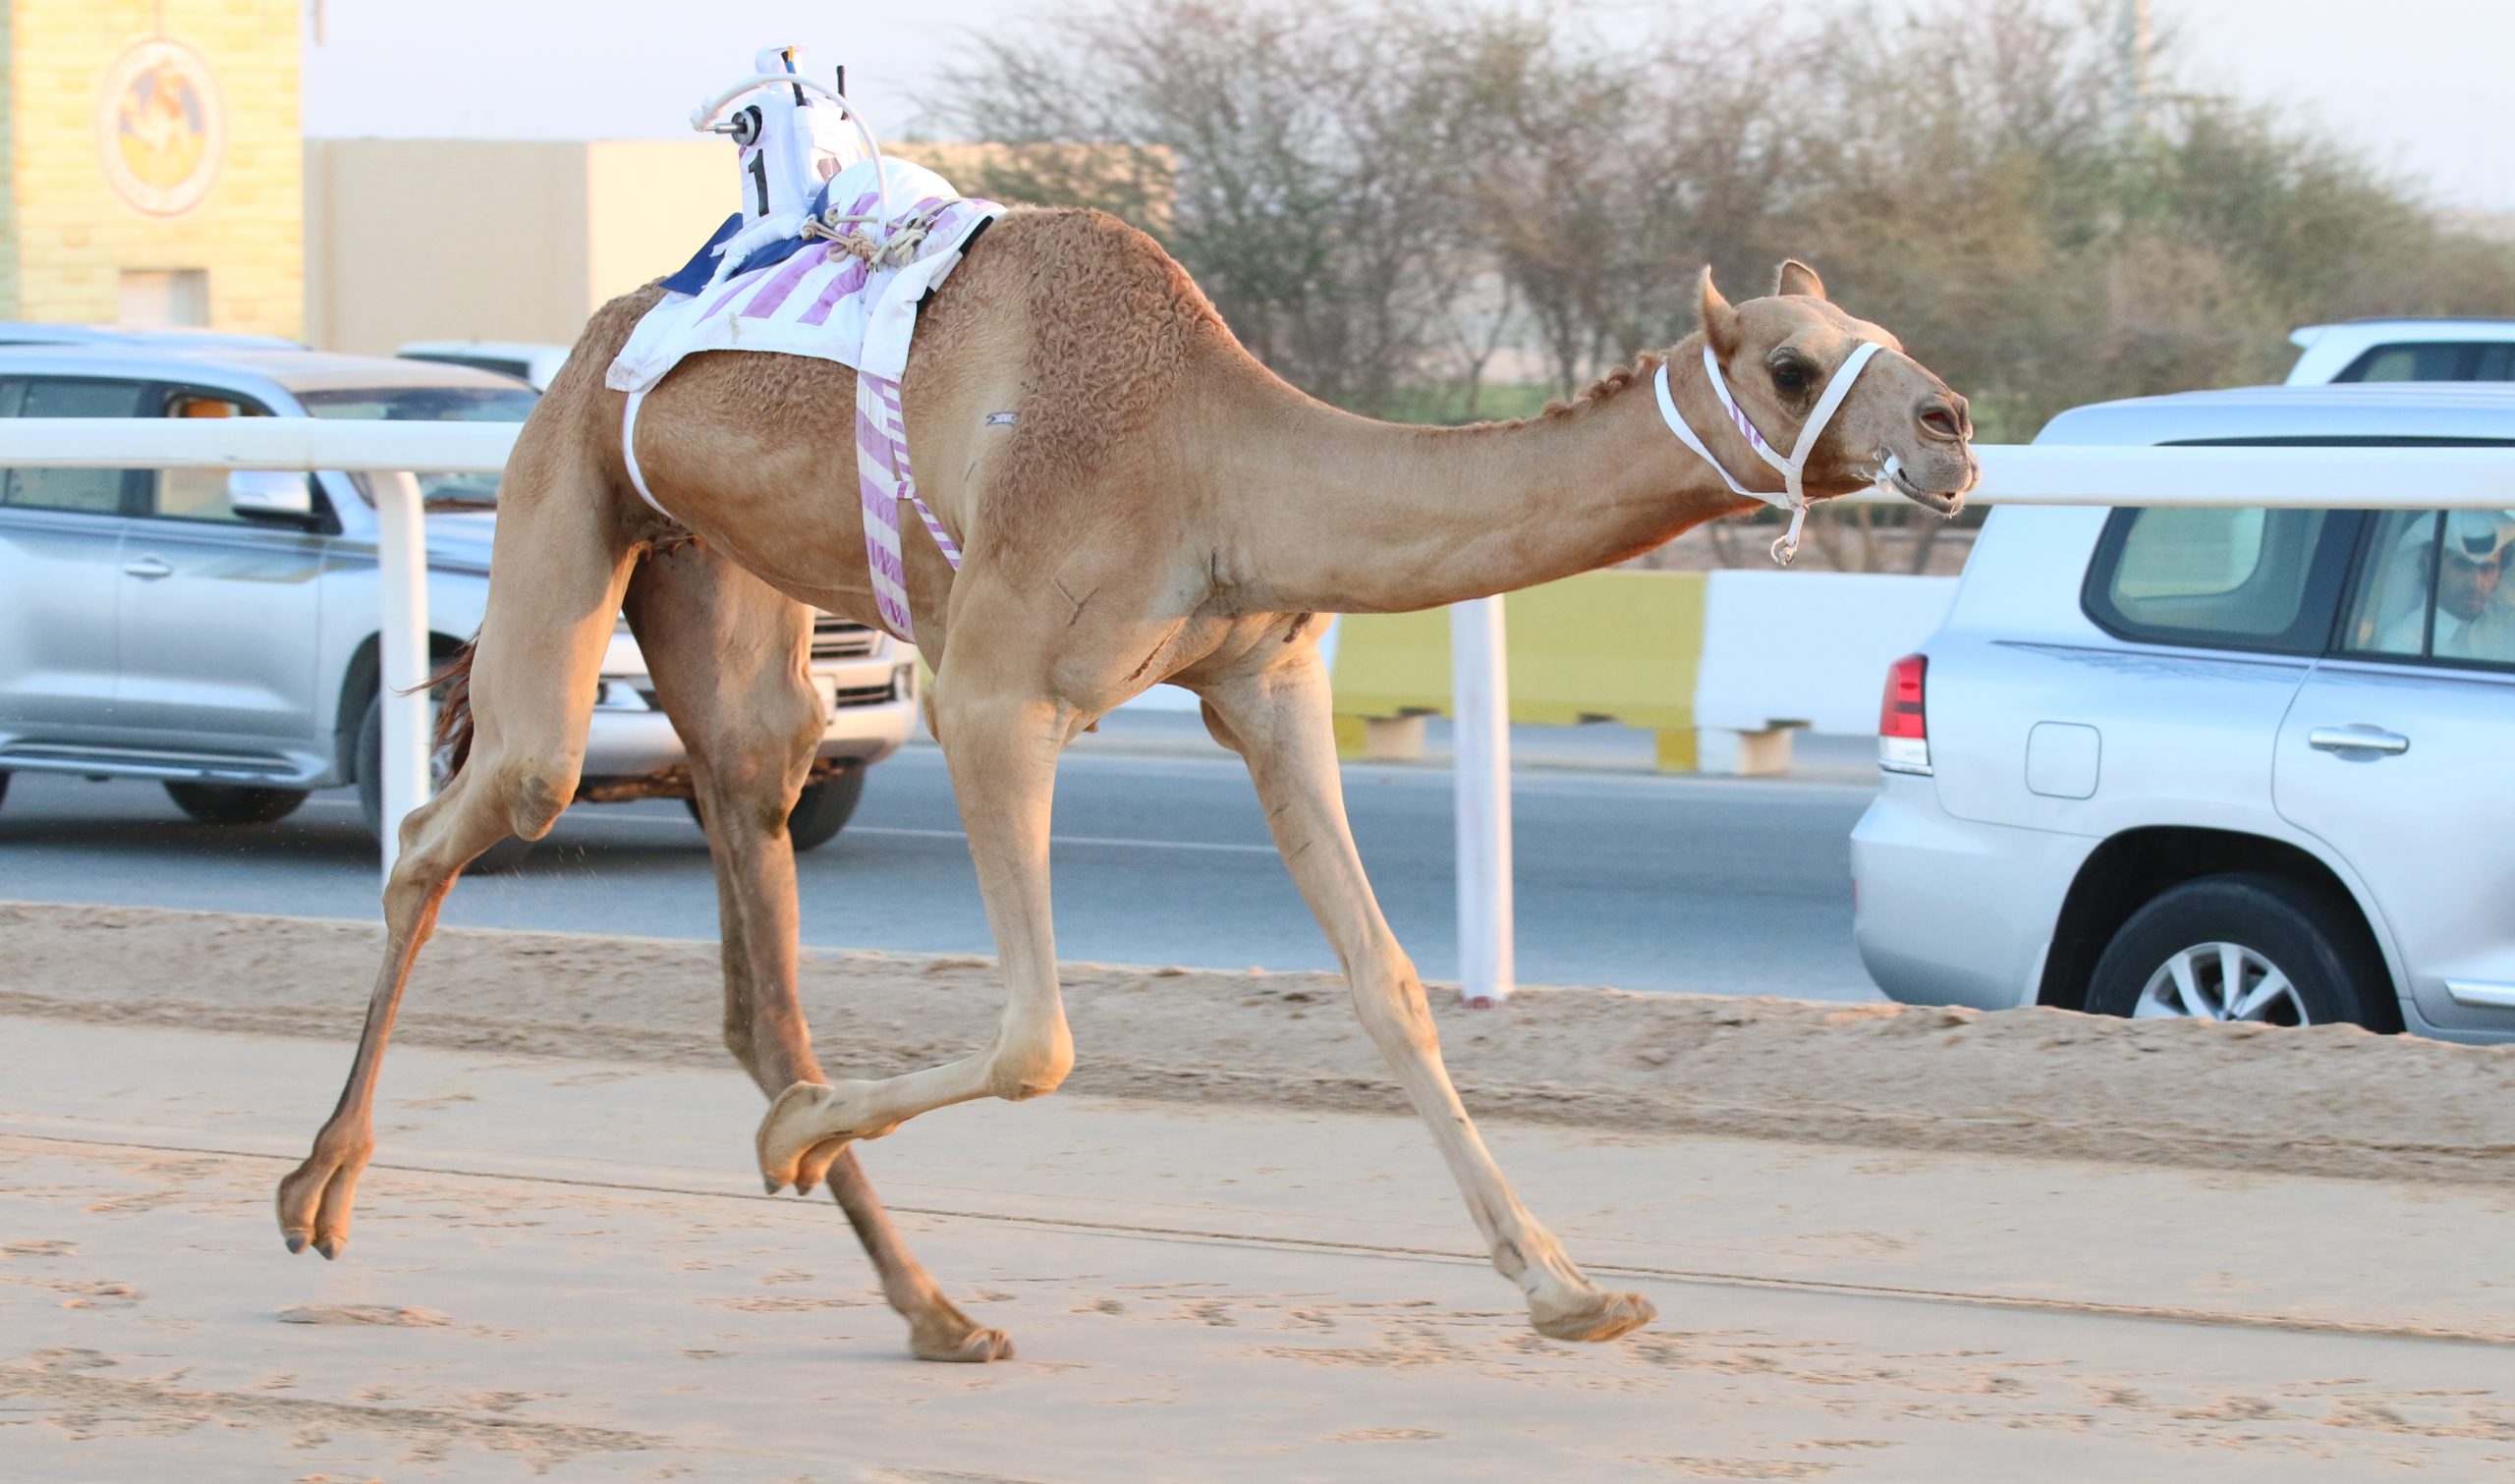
[1692,260,1978,515]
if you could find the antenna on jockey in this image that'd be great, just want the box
[698,46,887,223]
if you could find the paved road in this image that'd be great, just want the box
[0,722,1882,999]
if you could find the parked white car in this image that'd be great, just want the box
[0,342,916,863]
[1851,384,2515,1043]
[2285,318,2515,384]
[396,341,574,391]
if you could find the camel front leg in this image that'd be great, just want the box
[1198,653,1654,1343]
[755,679,1076,1190]
[274,761,528,1256]
[277,508,638,1258]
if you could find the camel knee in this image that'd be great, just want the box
[984,1028,1075,1102]
[485,755,581,840]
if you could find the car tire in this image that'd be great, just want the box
[357,693,534,873]
[684,767,866,852]
[0,771,10,811]
[164,782,308,826]
[2085,872,2393,1030]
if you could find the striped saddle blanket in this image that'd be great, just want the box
[606,154,1003,641]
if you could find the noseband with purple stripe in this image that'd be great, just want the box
[1650,340,1892,566]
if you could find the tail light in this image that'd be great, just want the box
[1878,652,1930,775]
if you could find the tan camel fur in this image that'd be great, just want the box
[274,209,1977,1360]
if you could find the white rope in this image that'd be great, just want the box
[620,388,673,521]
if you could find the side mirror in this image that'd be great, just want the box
[228,468,316,522]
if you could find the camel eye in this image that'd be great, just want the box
[1770,359,1812,398]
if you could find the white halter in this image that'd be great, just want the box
[1651,339,1890,566]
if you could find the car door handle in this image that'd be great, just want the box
[122,556,173,580]
[2308,726,2409,756]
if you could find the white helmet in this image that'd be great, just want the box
[2442,509,2515,567]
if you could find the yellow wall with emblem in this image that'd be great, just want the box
[2,0,301,334]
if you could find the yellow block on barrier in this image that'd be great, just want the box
[1330,571,1708,762]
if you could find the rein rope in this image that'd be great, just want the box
[801,201,948,269]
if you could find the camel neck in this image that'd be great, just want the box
[1214,342,1755,616]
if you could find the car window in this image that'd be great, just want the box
[404,353,532,382]
[0,377,148,516]
[140,391,317,526]
[2342,508,2515,670]
[2334,342,2515,382]
[299,384,536,509]
[2083,506,2352,654]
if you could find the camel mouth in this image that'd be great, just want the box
[1876,462,1967,517]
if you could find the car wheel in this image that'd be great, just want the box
[684,767,866,852]
[164,782,308,825]
[2085,873,2392,1030]
[0,772,10,811]
[357,693,534,872]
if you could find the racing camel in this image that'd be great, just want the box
[274,215,1979,1360]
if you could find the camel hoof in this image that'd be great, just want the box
[275,1141,366,1262]
[1531,1289,1655,1344]
[793,1138,850,1197]
[913,1326,1016,1363]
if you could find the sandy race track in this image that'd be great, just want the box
[2,901,2512,1479]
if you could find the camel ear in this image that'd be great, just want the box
[1774,259,1827,301]
[1698,268,1740,357]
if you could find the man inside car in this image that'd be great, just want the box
[2378,509,2515,662]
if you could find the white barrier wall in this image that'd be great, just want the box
[1694,572,1958,737]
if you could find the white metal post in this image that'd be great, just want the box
[1451,596,1515,1008]
[369,470,433,881]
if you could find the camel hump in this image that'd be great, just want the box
[942,207,1228,474]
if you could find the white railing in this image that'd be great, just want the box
[0,421,2507,977]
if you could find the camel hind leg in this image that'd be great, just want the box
[275,428,641,1260]
[622,542,1011,1361]
[1194,650,1654,1343]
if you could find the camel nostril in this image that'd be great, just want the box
[1919,403,1961,440]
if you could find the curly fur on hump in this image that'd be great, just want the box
[991,207,1229,484]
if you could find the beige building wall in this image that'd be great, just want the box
[307,137,735,356]
[2,0,303,334]
[301,140,1115,357]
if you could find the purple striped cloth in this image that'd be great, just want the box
[608,160,1003,643]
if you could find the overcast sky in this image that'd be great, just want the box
[302,0,2515,214]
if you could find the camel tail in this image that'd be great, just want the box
[408,638,479,778]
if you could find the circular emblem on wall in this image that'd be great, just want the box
[96,37,226,218]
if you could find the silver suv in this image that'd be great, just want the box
[0,343,917,860]
[1852,384,2515,1043]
